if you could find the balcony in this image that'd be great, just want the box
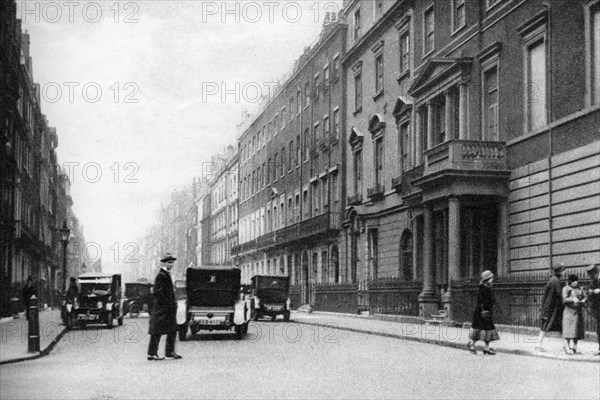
[415,140,509,199]
[317,139,329,153]
[391,177,402,192]
[367,184,385,201]
[347,194,363,206]
[424,140,506,176]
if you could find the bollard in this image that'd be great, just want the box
[11,297,20,319]
[27,295,40,353]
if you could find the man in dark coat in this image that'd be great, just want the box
[536,263,566,351]
[586,264,600,355]
[22,276,36,320]
[147,253,182,360]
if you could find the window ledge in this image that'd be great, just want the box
[353,106,363,116]
[451,24,466,37]
[372,90,384,101]
[422,48,435,59]
[396,70,410,83]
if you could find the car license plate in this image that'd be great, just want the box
[79,315,97,321]
[199,319,223,325]
[267,305,283,311]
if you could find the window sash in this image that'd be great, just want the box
[527,39,547,131]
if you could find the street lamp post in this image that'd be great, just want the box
[60,220,71,292]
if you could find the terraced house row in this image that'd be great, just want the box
[1,1,88,317]
[227,0,600,329]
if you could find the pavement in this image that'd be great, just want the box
[0,309,66,365]
[291,311,600,363]
[0,308,598,364]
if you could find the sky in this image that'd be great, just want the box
[20,0,343,271]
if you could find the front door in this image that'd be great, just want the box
[302,251,310,304]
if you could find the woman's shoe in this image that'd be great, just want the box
[468,343,477,354]
[563,347,574,355]
[483,349,496,355]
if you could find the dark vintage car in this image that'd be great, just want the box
[66,272,123,329]
[251,275,291,321]
[179,267,251,340]
[122,280,153,317]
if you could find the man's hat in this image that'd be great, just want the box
[161,253,177,262]
[480,270,494,284]
[70,277,77,282]
[551,263,567,274]
[587,264,599,275]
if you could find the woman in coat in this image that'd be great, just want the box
[562,274,586,354]
[467,270,500,355]
[537,263,566,351]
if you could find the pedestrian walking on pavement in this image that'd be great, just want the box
[561,274,587,355]
[147,253,182,361]
[586,264,600,355]
[536,263,566,352]
[21,275,36,320]
[467,270,499,355]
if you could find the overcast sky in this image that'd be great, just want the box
[21,0,342,271]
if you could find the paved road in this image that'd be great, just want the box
[1,317,598,399]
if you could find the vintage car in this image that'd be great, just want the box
[66,272,123,329]
[122,280,153,317]
[251,275,291,321]
[180,267,251,340]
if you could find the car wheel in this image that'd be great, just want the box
[242,323,249,335]
[271,315,276,321]
[118,316,124,326]
[106,312,113,329]
[284,311,290,322]
[129,303,140,318]
[190,325,199,337]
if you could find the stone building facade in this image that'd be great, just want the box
[232,20,347,302]
[1,1,84,315]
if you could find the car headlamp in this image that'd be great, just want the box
[97,301,103,309]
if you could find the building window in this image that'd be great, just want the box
[297,90,302,114]
[333,108,340,140]
[262,162,266,188]
[400,122,410,171]
[332,55,340,81]
[375,0,383,18]
[288,140,294,171]
[313,181,320,213]
[400,230,413,281]
[313,122,320,147]
[267,158,272,184]
[483,65,499,140]
[424,5,435,55]
[314,73,320,103]
[453,0,465,32]
[332,173,339,201]
[353,150,362,195]
[273,153,278,180]
[354,72,362,112]
[375,54,384,95]
[281,108,286,129]
[374,137,384,187]
[525,36,547,131]
[304,128,310,161]
[323,116,330,141]
[280,148,285,177]
[289,100,294,121]
[305,82,311,108]
[368,229,379,280]
[296,135,301,166]
[353,9,361,41]
[589,2,600,106]
[324,64,330,85]
[399,31,410,74]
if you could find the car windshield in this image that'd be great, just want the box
[80,283,111,296]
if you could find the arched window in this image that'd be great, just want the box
[400,230,413,281]
[330,245,340,283]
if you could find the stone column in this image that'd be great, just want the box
[412,216,419,281]
[427,102,434,149]
[496,199,509,277]
[445,90,453,142]
[459,83,468,140]
[442,197,461,320]
[419,205,438,318]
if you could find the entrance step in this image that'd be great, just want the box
[297,304,313,313]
